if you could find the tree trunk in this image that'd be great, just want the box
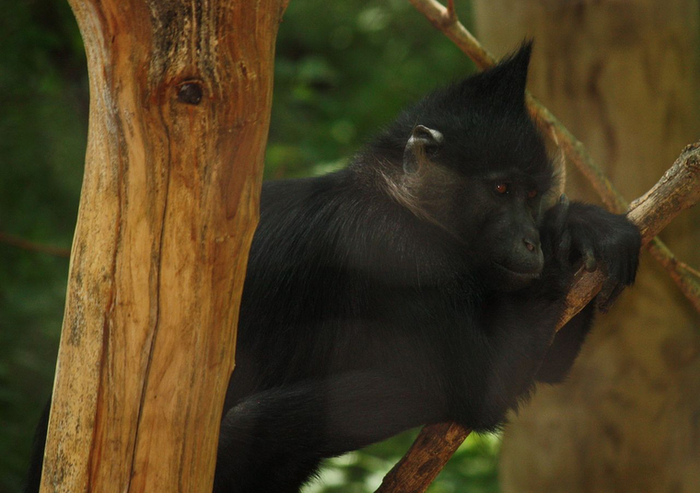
[40,1,286,491]
[473,1,700,492]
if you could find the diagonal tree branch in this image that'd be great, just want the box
[405,0,700,315]
[376,142,700,493]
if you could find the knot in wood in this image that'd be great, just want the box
[177,81,204,105]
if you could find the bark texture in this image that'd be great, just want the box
[41,1,285,491]
[473,1,700,492]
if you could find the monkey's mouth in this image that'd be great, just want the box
[491,261,542,281]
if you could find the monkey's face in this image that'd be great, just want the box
[391,122,554,292]
[375,41,558,292]
[467,174,547,291]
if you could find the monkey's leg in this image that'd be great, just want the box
[214,372,444,493]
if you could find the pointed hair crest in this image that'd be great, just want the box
[457,40,533,106]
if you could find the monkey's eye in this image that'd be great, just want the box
[527,189,538,199]
[494,182,509,194]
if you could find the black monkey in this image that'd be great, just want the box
[25,44,640,493]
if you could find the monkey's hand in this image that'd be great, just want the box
[542,195,641,311]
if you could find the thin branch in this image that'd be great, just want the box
[376,142,700,493]
[406,0,700,316]
[0,232,71,258]
[376,422,468,493]
[445,0,457,25]
[647,239,700,314]
[406,0,493,69]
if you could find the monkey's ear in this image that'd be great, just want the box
[403,125,444,174]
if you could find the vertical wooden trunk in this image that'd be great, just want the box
[473,1,700,492]
[41,1,286,491]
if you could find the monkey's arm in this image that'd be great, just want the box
[534,199,640,383]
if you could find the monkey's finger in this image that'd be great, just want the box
[583,251,597,272]
[559,193,570,208]
[552,194,570,234]
[597,282,626,313]
[579,241,597,272]
[571,234,597,272]
[603,252,632,287]
[626,253,640,285]
[557,230,572,265]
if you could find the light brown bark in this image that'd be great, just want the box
[473,1,700,492]
[40,1,286,491]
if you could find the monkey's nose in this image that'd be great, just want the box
[523,238,537,253]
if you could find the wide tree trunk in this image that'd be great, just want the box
[473,1,700,492]
[40,1,286,491]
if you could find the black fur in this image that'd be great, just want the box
[25,44,641,493]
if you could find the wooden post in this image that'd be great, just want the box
[41,1,287,491]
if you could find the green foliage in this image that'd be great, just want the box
[0,0,87,490]
[268,0,472,179]
[0,0,498,491]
